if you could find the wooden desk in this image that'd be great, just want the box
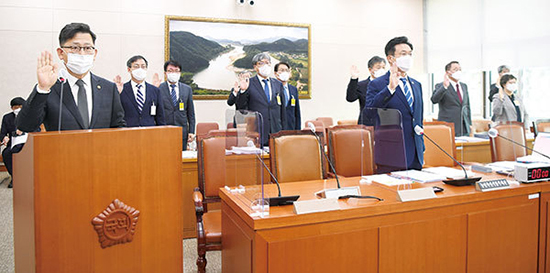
[456,138,534,163]
[221,174,550,273]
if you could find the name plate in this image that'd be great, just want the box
[315,186,361,199]
[397,187,436,202]
[293,198,340,215]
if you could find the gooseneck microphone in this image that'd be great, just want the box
[248,141,300,206]
[488,128,550,161]
[415,125,481,186]
[307,122,341,188]
[58,68,69,132]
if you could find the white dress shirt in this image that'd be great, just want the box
[168,81,179,100]
[131,80,147,103]
[258,75,273,100]
[449,78,462,95]
[389,76,414,102]
[66,72,93,123]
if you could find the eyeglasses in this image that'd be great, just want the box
[61,45,96,55]
[167,70,181,73]
[256,61,271,66]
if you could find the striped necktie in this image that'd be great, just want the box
[170,84,178,107]
[136,84,144,113]
[400,78,413,110]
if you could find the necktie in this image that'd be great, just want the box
[400,78,413,110]
[456,83,463,104]
[284,85,289,106]
[170,84,178,107]
[136,84,144,113]
[262,79,270,103]
[76,79,89,129]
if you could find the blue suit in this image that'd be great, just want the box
[363,71,424,169]
[120,81,165,127]
[281,83,301,130]
[236,76,286,146]
[159,81,195,150]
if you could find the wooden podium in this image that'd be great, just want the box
[13,127,183,273]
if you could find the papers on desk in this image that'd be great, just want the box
[391,170,447,183]
[181,150,197,159]
[229,146,263,155]
[361,174,412,186]
[516,155,550,164]
[486,161,517,171]
[422,167,474,179]
[455,136,487,143]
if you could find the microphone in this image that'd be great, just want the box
[248,141,300,206]
[415,125,481,186]
[57,68,69,132]
[488,128,550,160]
[307,122,365,199]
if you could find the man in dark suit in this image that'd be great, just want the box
[116,55,165,127]
[364,36,424,170]
[274,62,301,130]
[1,97,25,188]
[431,61,472,136]
[235,53,286,146]
[158,61,195,150]
[347,56,386,123]
[17,22,125,132]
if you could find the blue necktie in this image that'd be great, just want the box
[283,85,289,106]
[400,78,413,110]
[262,79,270,103]
[170,84,177,107]
[136,84,144,113]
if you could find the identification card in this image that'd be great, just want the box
[276,94,281,105]
[291,97,296,106]
[150,104,156,116]
[179,102,185,111]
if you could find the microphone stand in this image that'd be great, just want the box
[58,78,66,132]
[253,151,300,206]
[492,133,550,161]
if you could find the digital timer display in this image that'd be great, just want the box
[515,163,550,183]
[529,167,550,180]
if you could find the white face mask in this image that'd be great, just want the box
[506,83,518,92]
[277,71,290,82]
[258,64,271,77]
[132,68,147,81]
[451,71,462,81]
[395,55,413,72]
[13,108,21,116]
[373,69,386,78]
[166,72,180,83]
[65,53,94,75]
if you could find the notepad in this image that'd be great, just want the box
[361,174,412,186]
[391,170,446,183]
[422,167,474,179]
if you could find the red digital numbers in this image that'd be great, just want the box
[531,168,550,180]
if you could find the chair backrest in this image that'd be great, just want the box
[270,130,325,183]
[535,119,550,136]
[316,117,334,127]
[197,136,227,204]
[489,122,527,162]
[304,120,326,145]
[423,121,456,167]
[196,122,219,142]
[471,119,491,135]
[327,125,374,177]
[337,120,357,126]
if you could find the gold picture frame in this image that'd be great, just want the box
[165,16,311,100]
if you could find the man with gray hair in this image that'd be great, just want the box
[488,65,510,102]
[235,52,286,146]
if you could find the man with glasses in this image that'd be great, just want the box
[274,62,301,130]
[115,55,165,127]
[17,22,125,132]
[235,52,286,146]
[158,60,195,150]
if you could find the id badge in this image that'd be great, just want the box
[179,102,185,111]
[276,94,281,105]
[150,103,156,116]
[291,96,296,106]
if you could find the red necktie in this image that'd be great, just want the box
[456,83,463,104]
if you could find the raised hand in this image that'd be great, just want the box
[388,62,399,91]
[37,51,59,91]
[152,73,161,87]
[443,73,450,88]
[350,65,360,79]
[238,72,250,91]
[113,75,123,93]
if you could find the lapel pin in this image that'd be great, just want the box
[97,85,101,90]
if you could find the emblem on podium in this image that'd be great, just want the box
[92,199,140,248]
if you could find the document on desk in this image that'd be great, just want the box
[455,136,487,143]
[422,167,474,179]
[486,161,517,171]
[361,174,412,186]
[181,151,197,159]
[391,170,446,183]
[229,146,262,155]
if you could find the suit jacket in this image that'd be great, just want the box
[282,83,301,130]
[492,93,529,128]
[0,112,16,139]
[236,76,286,146]
[159,81,196,148]
[431,82,472,136]
[227,91,237,107]
[17,73,125,132]
[120,81,166,127]
[363,71,424,169]
[346,77,371,121]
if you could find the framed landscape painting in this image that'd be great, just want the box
[165,16,311,100]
